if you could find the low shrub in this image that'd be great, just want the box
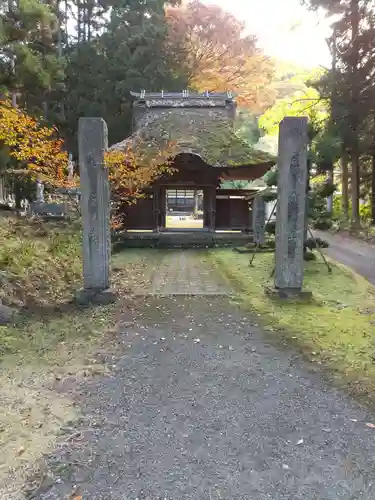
[0,215,82,307]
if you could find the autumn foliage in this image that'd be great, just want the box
[0,98,69,185]
[0,98,176,212]
[105,145,175,203]
[166,0,274,110]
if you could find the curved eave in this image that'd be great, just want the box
[108,137,276,181]
[220,161,275,181]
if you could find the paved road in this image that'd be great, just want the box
[24,251,375,499]
[315,230,375,285]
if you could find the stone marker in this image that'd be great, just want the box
[35,179,45,203]
[68,152,74,181]
[252,195,266,245]
[30,201,67,218]
[274,117,308,295]
[77,117,115,304]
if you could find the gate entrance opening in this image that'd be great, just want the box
[165,189,204,230]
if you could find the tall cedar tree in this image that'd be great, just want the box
[0,0,65,118]
[62,0,187,153]
[303,0,375,225]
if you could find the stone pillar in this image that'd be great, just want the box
[78,117,114,303]
[252,195,266,244]
[274,117,308,293]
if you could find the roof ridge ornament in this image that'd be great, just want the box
[130,90,235,100]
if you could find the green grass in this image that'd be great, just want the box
[210,249,375,406]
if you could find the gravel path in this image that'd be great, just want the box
[315,230,375,285]
[25,250,375,499]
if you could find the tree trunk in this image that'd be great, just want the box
[8,0,17,107]
[371,153,375,225]
[350,146,360,226]
[56,0,65,121]
[77,0,82,43]
[42,100,48,120]
[326,164,334,214]
[341,149,349,217]
[350,0,360,228]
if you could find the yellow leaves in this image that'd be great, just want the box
[104,140,176,204]
[0,98,70,187]
[105,140,177,229]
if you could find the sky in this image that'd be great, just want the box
[204,0,333,68]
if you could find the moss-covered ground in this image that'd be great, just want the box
[210,249,375,407]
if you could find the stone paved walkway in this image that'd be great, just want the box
[133,250,228,296]
[20,251,375,500]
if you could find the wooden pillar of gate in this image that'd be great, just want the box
[153,186,165,231]
[203,186,216,231]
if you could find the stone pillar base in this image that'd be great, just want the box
[265,286,312,301]
[75,288,117,306]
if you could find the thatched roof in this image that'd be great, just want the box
[110,108,276,169]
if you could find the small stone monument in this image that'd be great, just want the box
[77,117,115,304]
[35,179,44,203]
[274,117,309,297]
[252,195,266,245]
[67,153,74,181]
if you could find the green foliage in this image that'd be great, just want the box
[0,217,82,307]
[312,218,332,230]
[359,201,372,222]
[305,237,329,249]
[221,180,252,189]
[303,0,375,225]
[332,194,345,218]
[315,181,336,198]
[62,0,189,153]
[264,169,277,187]
[235,110,261,145]
[303,251,316,261]
[262,193,277,203]
[262,85,336,237]
[265,221,276,235]
[0,0,65,116]
[311,126,342,171]
[268,61,315,101]
[333,194,372,224]
[259,73,328,137]
[309,178,335,230]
